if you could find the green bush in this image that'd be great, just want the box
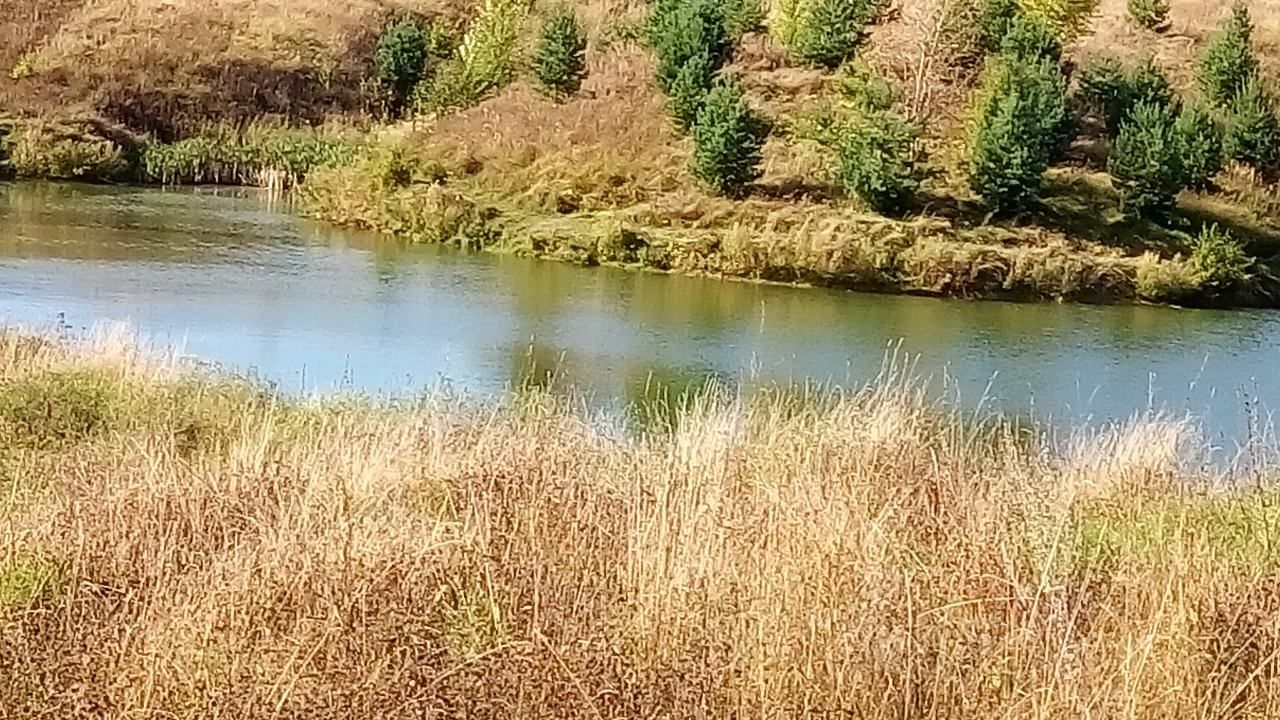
[999,14,1062,63]
[784,0,886,69]
[968,57,1070,212]
[650,0,733,92]
[1018,0,1101,42]
[974,0,1020,56]
[691,80,772,196]
[1197,3,1258,108]
[533,8,588,101]
[1108,101,1184,218]
[416,0,528,114]
[0,371,119,449]
[1173,102,1225,189]
[720,0,767,37]
[1224,76,1280,175]
[1190,223,1252,293]
[6,123,130,181]
[1127,0,1169,30]
[831,109,920,214]
[669,52,717,131]
[375,19,429,116]
[1077,55,1174,135]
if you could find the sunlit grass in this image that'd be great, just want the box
[0,325,1277,718]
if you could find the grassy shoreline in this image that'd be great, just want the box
[1,327,1278,717]
[296,152,1280,308]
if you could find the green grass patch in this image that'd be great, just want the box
[0,555,66,611]
[0,370,121,449]
[1073,490,1280,573]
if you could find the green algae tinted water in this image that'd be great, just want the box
[1,181,1277,443]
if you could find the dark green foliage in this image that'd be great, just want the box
[720,0,767,37]
[832,110,921,214]
[1173,102,1225,189]
[0,371,118,449]
[649,0,733,92]
[669,52,717,131]
[1190,223,1253,293]
[375,19,430,116]
[1197,3,1259,108]
[999,14,1062,63]
[789,0,887,69]
[1108,101,1185,218]
[833,61,895,112]
[975,0,1020,56]
[968,57,1070,213]
[1224,76,1280,175]
[691,80,772,196]
[1128,0,1169,30]
[1077,55,1174,135]
[533,8,589,100]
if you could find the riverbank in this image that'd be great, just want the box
[0,327,1277,717]
[297,139,1280,307]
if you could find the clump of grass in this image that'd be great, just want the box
[0,370,120,449]
[0,555,66,612]
[141,126,359,187]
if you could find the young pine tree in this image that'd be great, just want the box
[1127,0,1169,31]
[532,8,588,101]
[691,80,772,197]
[999,14,1062,63]
[1173,102,1225,190]
[668,52,717,131]
[786,0,886,69]
[1108,100,1185,219]
[1197,3,1259,108]
[968,58,1070,213]
[650,0,733,92]
[1224,76,1280,176]
[375,19,429,116]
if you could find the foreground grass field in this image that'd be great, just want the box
[0,326,1277,718]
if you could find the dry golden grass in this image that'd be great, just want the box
[2,326,1279,718]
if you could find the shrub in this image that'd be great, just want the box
[532,8,588,101]
[413,0,528,114]
[720,0,766,37]
[831,110,921,214]
[1077,55,1174,135]
[999,13,1062,63]
[668,52,717,131]
[968,57,1070,212]
[1127,0,1169,30]
[975,0,1021,56]
[784,0,886,69]
[6,123,130,180]
[1173,102,1225,189]
[650,0,733,92]
[691,80,772,196]
[1224,76,1280,176]
[1197,3,1258,108]
[1108,101,1184,218]
[1190,223,1252,293]
[1017,0,1101,42]
[375,19,429,116]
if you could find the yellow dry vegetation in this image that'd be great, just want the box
[1,326,1278,717]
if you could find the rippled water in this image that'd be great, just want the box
[1,181,1277,443]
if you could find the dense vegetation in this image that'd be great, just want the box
[3,0,1280,307]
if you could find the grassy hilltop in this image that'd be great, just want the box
[4,0,1280,306]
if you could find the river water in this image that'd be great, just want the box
[1,181,1277,443]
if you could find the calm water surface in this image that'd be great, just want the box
[1,181,1277,443]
